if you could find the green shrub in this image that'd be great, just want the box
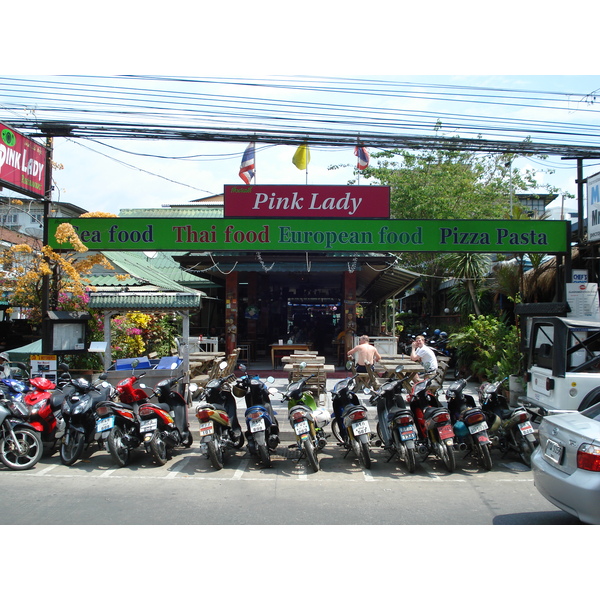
[447,314,523,381]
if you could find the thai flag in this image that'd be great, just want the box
[354,145,370,171]
[239,142,256,184]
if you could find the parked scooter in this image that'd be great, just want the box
[235,365,279,468]
[280,364,330,473]
[57,372,116,466]
[369,366,418,472]
[446,377,493,470]
[408,376,456,472]
[97,360,152,467]
[196,361,245,470]
[479,378,537,467]
[331,367,372,469]
[22,376,64,456]
[0,390,43,470]
[136,372,194,466]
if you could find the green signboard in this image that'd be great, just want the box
[48,217,569,253]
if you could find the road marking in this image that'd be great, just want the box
[165,457,191,478]
[100,468,119,477]
[232,460,248,480]
[33,464,59,476]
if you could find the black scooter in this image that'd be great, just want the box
[446,377,493,471]
[57,371,115,466]
[369,366,418,472]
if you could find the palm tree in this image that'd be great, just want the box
[441,252,491,317]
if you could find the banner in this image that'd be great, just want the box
[224,184,390,218]
[0,123,47,198]
[49,217,569,254]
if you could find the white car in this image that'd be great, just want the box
[531,403,600,524]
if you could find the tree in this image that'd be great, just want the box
[1,213,116,323]
[331,140,564,322]
[441,252,491,317]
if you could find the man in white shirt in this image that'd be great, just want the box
[410,335,438,382]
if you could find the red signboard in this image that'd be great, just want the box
[0,123,48,198]
[224,185,390,218]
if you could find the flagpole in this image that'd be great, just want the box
[356,137,360,185]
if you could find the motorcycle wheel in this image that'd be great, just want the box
[0,427,43,470]
[478,443,493,471]
[360,441,371,469]
[331,417,345,445]
[107,425,130,468]
[436,440,456,473]
[303,437,319,473]
[60,430,85,466]
[402,445,417,473]
[233,433,245,450]
[258,443,271,468]
[518,437,535,468]
[149,431,168,466]
[207,439,224,470]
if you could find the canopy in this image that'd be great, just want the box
[5,339,42,362]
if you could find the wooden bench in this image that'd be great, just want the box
[285,363,335,395]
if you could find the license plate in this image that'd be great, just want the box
[140,418,158,433]
[96,416,114,433]
[438,423,454,440]
[518,421,534,436]
[199,421,214,437]
[294,420,310,435]
[544,438,563,464]
[468,421,488,434]
[399,425,416,441]
[352,420,370,436]
[249,418,266,433]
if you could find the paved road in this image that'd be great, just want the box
[0,379,578,526]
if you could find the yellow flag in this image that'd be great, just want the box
[292,144,310,170]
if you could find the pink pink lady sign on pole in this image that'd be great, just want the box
[0,123,48,198]
[224,185,390,219]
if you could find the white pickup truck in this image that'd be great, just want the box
[524,316,600,417]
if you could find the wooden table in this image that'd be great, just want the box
[377,361,423,378]
[270,344,311,369]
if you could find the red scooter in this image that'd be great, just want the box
[23,376,64,456]
[408,377,457,472]
[96,364,151,467]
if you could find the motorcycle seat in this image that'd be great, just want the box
[423,406,447,420]
[388,406,412,420]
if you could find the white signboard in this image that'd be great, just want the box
[587,171,600,242]
[566,282,600,319]
[30,354,57,382]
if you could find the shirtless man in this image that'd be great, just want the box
[347,335,381,373]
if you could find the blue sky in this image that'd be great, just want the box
[3,6,600,218]
[37,74,600,218]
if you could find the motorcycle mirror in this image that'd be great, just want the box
[266,376,275,384]
[139,383,147,388]
[363,386,372,394]
[170,362,178,370]
[239,363,247,372]
[299,361,307,369]
[189,383,198,392]
[395,365,404,373]
[131,359,140,368]
[98,372,107,380]
[219,360,228,370]
[345,360,354,371]
[58,362,70,372]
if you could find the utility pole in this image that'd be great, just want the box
[41,136,53,354]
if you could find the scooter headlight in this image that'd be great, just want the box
[73,395,92,415]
